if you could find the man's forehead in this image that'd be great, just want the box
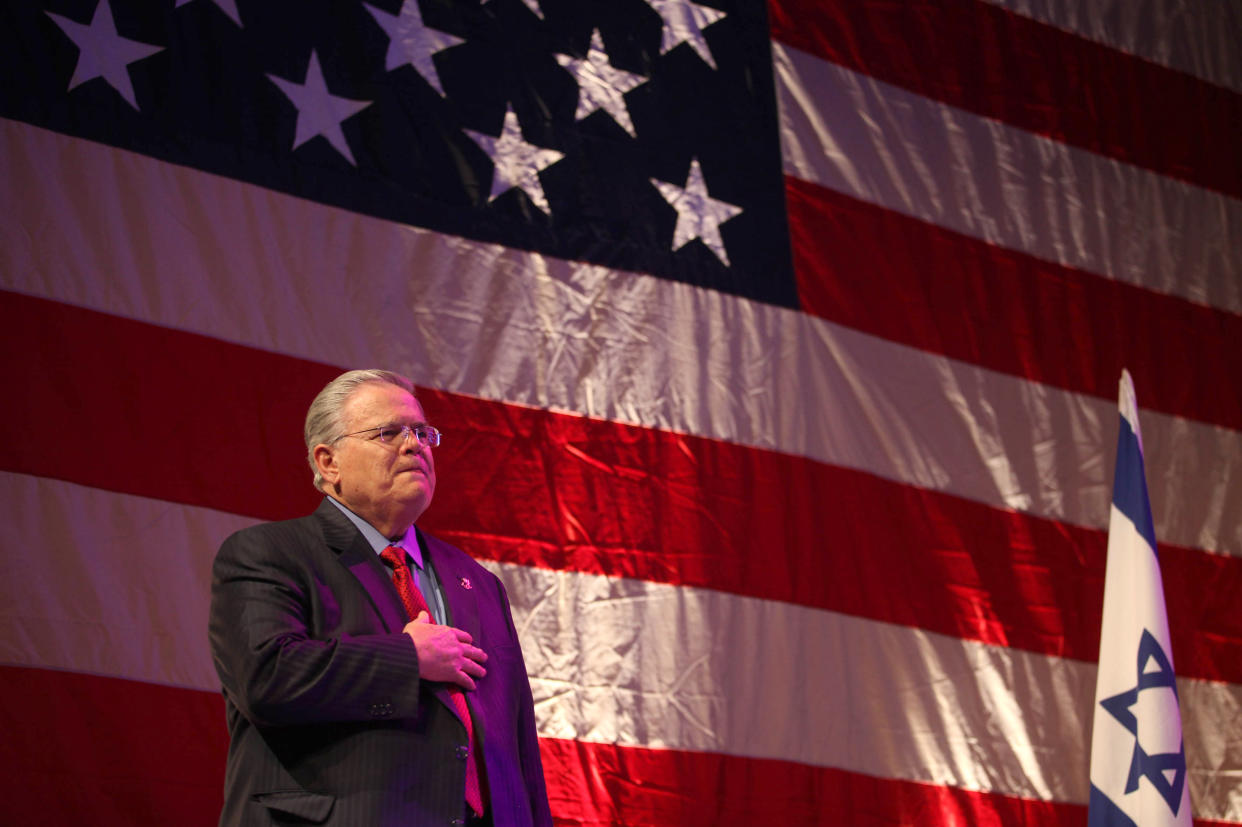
[344,382,424,423]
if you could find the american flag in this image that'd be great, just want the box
[1,0,1240,824]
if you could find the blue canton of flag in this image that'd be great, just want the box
[1089,370,1193,827]
[0,0,795,308]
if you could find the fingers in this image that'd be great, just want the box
[456,645,487,686]
[461,652,487,678]
[454,657,486,690]
[402,619,489,689]
[447,643,487,691]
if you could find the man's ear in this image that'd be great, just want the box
[313,443,341,488]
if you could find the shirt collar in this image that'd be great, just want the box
[324,496,426,570]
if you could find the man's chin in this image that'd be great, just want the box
[396,485,434,519]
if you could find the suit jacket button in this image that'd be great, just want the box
[455,745,469,760]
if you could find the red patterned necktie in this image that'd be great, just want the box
[381,545,484,817]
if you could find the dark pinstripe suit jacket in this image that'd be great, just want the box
[208,499,552,826]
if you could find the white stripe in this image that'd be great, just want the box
[773,42,1242,315]
[496,557,1241,820]
[0,472,252,691]
[1118,369,1142,449]
[981,0,1242,93]
[5,473,1236,819]
[1,118,1238,558]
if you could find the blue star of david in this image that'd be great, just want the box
[1099,629,1186,815]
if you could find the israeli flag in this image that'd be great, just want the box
[1088,370,1192,826]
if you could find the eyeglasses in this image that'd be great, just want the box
[337,424,442,448]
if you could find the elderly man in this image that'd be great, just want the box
[209,369,551,827]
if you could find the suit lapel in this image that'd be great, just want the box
[421,529,482,645]
[314,502,476,731]
[314,499,408,634]
[421,529,482,731]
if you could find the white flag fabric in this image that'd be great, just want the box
[1089,370,1192,826]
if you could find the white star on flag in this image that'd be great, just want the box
[554,29,647,138]
[651,158,742,266]
[267,51,372,166]
[174,0,242,27]
[45,0,164,110]
[364,0,463,97]
[646,0,726,70]
[465,106,565,215]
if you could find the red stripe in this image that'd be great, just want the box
[786,177,1242,432]
[538,737,1089,826]
[767,0,1242,198]
[0,666,226,827]
[423,398,1240,685]
[0,291,333,522]
[2,291,1239,684]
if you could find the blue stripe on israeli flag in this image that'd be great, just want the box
[1112,413,1158,553]
[1089,783,1139,827]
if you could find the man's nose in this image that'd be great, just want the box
[400,433,425,455]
